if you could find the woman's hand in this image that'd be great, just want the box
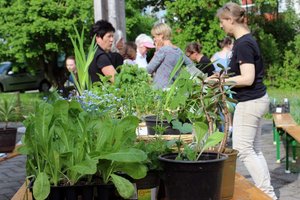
[155,39,164,51]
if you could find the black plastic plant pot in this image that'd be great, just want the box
[96,184,120,200]
[144,115,180,135]
[0,127,17,153]
[30,184,94,200]
[158,152,228,200]
[135,170,160,190]
[47,186,66,200]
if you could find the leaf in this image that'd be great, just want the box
[111,174,135,199]
[53,100,69,125]
[69,100,83,111]
[100,148,147,162]
[33,172,50,200]
[202,132,224,151]
[36,102,53,131]
[115,163,147,179]
[193,122,208,143]
[171,120,193,134]
[69,157,98,175]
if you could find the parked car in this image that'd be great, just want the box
[0,61,51,92]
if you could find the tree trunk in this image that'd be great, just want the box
[93,0,126,40]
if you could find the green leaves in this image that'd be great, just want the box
[0,99,17,127]
[0,0,94,76]
[99,148,147,163]
[202,131,224,152]
[69,156,98,175]
[69,27,97,95]
[115,163,147,179]
[33,172,50,200]
[172,120,193,134]
[111,174,135,199]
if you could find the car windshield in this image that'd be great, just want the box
[0,62,11,74]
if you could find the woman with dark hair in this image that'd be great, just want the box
[89,20,123,83]
[216,2,277,199]
[185,42,214,76]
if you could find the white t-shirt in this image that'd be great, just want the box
[134,50,148,68]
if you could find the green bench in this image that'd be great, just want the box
[272,113,299,173]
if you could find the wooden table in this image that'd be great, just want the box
[12,173,271,200]
[0,145,21,163]
[232,173,271,200]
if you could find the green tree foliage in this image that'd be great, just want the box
[165,0,232,56]
[125,0,156,42]
[266,35,300,89]
[0,0,94,85]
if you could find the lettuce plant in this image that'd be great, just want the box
[19,100,147,200]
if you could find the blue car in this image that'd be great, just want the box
[0,62,51,92]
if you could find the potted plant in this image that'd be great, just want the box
[0,99,18,153]
[134,136,174,191]
[157,63,237,200]
[18,99,148,200]
[158,120,226,200]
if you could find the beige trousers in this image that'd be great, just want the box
[232,93,277,200]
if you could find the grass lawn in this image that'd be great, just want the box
[0,91,45,121]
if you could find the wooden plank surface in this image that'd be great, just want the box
[273,113,297,128]
[12,173,271,200]
[11,181,32,200]
[232,173,272,200]
[283,125,300,143]
[0,145,21,162]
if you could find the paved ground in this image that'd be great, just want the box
[0,120,299,200]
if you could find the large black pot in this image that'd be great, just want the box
[158,152,227,200]
[0,127,17,153]
[144,115,180,135]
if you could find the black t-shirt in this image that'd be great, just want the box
[111,52,124,72]
[228,33,266,102]
[89,47,124,83]
[196,56,214,76]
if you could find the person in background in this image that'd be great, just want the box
[89,20,123,83]
[134,34,155,68]
[121,42,137,65]
[211,37,234,134]
[65,56,77,83]
[111,29,124,53]
[147,23,193,89]
[185,42,214,76]
[216,2,277,199]
[211,36,233,72]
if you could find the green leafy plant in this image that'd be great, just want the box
[135,137,174,171]
[89,64,159,119]
[69,27,97,95]
[173,120,224,161]
[19,99,148,200]
[162,60,236,160]
[0,99,17,129]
